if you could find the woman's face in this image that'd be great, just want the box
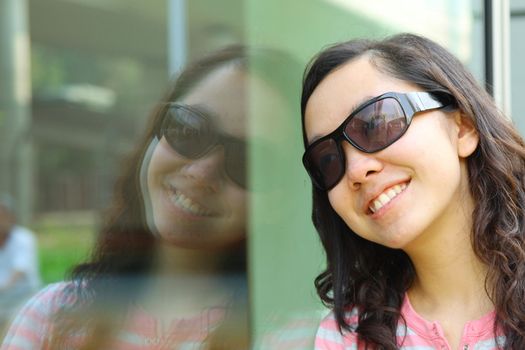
[304,57,478,251]
[144,64,247,250]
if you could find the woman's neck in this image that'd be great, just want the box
[138,243,239,317]
[153,242,227,275]
[408,248,490,312]
[405,224,493,350]
[404,188,493,318]
[405,227,492,321]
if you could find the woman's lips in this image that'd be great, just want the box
[162,181,218,217]
[368,181,409,214]
[167,188,215,216]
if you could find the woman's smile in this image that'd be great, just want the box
[367,181,409,215]
[162,178,219,218]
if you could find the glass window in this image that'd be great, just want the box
[0,0,485,347]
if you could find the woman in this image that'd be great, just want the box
[301,33,525,349]
[1,46,256,349]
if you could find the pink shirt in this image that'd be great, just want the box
[1,282,226,349]
[315,294,505,350]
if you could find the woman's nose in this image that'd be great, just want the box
[341,142,383,190]
[182,146,226,186]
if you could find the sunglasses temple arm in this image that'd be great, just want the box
[404,92,444,114]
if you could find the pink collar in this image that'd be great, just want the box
[401,293,497,340]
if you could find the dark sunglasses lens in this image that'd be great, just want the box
[304,138,343,190]
[224,139,246,188]
[345,98,407,152]
[162,106,214,158]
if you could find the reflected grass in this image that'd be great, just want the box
[33,214,96,284]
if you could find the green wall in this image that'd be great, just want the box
[245,0,394,342]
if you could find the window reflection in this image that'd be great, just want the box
[3,46,251,349]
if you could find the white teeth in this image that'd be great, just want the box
[378,193,390,204]
[168,189,213,216]
[386,189,396,198]
[369,183,407,213]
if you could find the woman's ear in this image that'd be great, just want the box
[455,111,479,158]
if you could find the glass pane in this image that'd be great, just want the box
[0,0,486,348]
[1,0,255,347]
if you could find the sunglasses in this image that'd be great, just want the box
[302,91,452,191]
[158,103,246,188]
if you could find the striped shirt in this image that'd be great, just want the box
[1,282,226,350]
[315,295,505,350]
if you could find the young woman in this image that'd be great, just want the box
[1,46,256,350]
[301,33,525,349]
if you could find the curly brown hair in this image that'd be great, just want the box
[300,33,525,349]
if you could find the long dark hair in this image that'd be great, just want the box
[301,33,525,349]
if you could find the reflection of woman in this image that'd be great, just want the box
[2,47,253,349]
[142,99,247,251]
[301,34,525,349]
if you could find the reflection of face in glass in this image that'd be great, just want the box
[141,64,247,250]
[159,104,246,188]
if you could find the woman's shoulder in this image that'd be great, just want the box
[315,307,360,349]
[1,281,81,349]
[24,281,81,309]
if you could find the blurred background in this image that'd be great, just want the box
[0,0,522,345]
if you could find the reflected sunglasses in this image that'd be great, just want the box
[302,91,453,191]
[157,103,246,188]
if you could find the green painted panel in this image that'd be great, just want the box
[245,0,394,344]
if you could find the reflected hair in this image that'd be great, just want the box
[301,33,525,349]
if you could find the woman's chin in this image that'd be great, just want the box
[155,225,245,251]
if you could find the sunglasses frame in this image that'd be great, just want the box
[303,91,450,191]
[157,103,247,189]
